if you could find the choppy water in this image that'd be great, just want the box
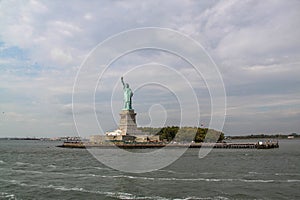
[0,139,299,200]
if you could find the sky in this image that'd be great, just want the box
[0,0,299,137]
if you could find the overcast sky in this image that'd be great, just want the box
[0,0,299,137]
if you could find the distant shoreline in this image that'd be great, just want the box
[0,137,41,140]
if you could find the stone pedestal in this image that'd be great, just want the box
[119,109,143,135]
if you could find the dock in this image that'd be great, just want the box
[57,141,279,149]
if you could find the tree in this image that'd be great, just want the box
[139,126,225,143]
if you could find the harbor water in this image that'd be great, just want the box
[0,139,299,199]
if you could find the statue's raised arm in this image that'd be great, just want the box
[121,77,125,88]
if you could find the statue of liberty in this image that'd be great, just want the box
[121,77,133,110]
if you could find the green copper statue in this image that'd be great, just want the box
[121,77,133,110]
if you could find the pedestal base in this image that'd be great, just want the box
[119,109,143,135]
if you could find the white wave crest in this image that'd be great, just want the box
[92,166,113,171]
[240,179,274,183]
[12,169,43,174]
[248,171,263,175]
[287,180,300,182]
[177,196,229,200]
[0,192,16,200]
[15,162,41,167]
[275,173,300,176]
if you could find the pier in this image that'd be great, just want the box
[58,141,279,149]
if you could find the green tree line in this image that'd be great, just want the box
[138,126,224,142]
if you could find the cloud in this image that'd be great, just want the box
[0,0,299,136]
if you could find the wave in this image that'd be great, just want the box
[92,166,113,170]
[275,173,300,176]
[106,175,300,184]
[8,168,214,181]
[0,192,16,200]
[9,168,101,178]
[44,185,168,200]
[0,180,229,200]
[248,171,263,175]
[0,160,5,164]
[249,172,300,176]
[15,161,41,167]
[198,172,215,175]
[240,179,274,183]
[157,170,214,176]
[2,177,299,199]
[64,166,113,171]
[8,168,121,179]
[156,169,177,174]
[6,168,300,184]
[108,175,233,182]
[47,164,56,168]
[287,180,300,182]
[12,169,43,174]
[0,179,169,200]
[108,175,232,182]
[178,196,229,200]
[13,162,113,172]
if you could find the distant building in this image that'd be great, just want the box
[89,133,160,144]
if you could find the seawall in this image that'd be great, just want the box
[57,141,279,149]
